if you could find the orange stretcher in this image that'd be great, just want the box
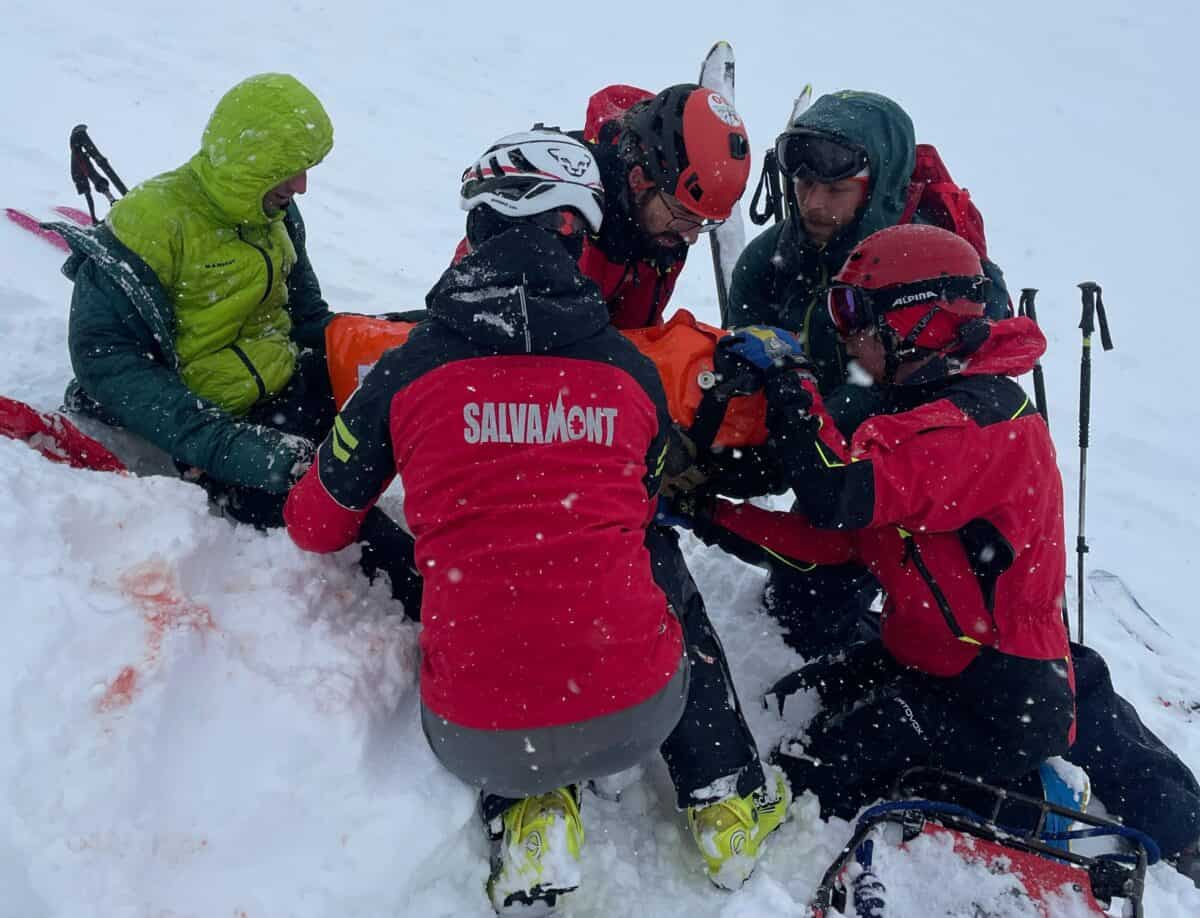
[325,309,768,449]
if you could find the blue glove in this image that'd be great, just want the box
[719,326,806,371]
[713,326,812,396]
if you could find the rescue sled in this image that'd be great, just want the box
[811,767,1159,918]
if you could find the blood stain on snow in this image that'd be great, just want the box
[120,561,217,664]
[97,665,138,711]
[94,559,219,713]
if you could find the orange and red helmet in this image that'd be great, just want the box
[621,83,751,221]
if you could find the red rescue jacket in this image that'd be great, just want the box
[286,226,683,731]
[707,318,1073,685]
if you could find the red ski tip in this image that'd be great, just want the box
[4,208,69,251]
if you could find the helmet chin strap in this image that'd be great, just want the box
[877,307,992,386]
[878,304,938,385]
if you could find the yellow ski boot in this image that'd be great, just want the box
[688,766,791,889]
[487,786,584,916]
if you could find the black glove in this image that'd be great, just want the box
[765,368,817,419]
[654,490,715,532]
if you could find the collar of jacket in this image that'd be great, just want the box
[425,224,610,355]
[53,220,179,368]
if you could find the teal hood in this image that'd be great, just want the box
[788,90,916,255]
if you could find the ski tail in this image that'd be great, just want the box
[698,40,746,322]
[52,205,95,226]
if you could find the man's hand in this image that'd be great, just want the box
[660,426,709,497]
[248,427,316,493]
[714,325,813,396]
[765,369,817,419]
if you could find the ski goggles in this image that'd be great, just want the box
[827,276,990,336]
[775,130,869,182]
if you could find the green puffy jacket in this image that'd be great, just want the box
[726,91,1010,395]
[57,73,336,493]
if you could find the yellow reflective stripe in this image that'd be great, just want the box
[957,635,984,646]
[1010,396,1031,420]
[332,415,359,463]
[654,440,669,477]
[896,526,912,538]
[813,438,846,469]
[762,546,817,572]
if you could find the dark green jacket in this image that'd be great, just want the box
[726,91,1010,394]
[58,204,331,493]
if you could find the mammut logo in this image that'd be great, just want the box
[203,259,236,269]
[547,147,591,178]
[892,290,939,307]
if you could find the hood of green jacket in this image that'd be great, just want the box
[786,90,915,263]
[188,73,334,226]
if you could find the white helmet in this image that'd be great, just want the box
[460,128,604,234]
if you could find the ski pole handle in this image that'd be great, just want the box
[1077,282,1100,450]
[1019,288,1050,426]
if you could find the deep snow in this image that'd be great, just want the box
[2,1,1199,915]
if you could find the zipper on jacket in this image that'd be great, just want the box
[237,226,274,305]
[898,528,982,646]
[646,269,667,327]
[229,343,268,400]
[517,278,533,353]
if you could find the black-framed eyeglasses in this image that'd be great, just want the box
[657,191,725,235]
[775,130,869,182]
[828,276,990,335]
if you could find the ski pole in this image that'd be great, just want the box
[70,125,127,222]
[1075,281,1114,644]
[1018,288,1050,427]
[1018,287,1070,635]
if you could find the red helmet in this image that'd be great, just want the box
[832,224,989,352]
[621,83,751,221]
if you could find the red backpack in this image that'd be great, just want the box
[583,84,654,144]
[899,143,989,260]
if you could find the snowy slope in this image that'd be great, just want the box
[2,1,1199,915]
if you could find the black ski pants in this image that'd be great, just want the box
[770,644,1074,821]
[765,567,1200,855]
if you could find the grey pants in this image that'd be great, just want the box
[421,656,689,799]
